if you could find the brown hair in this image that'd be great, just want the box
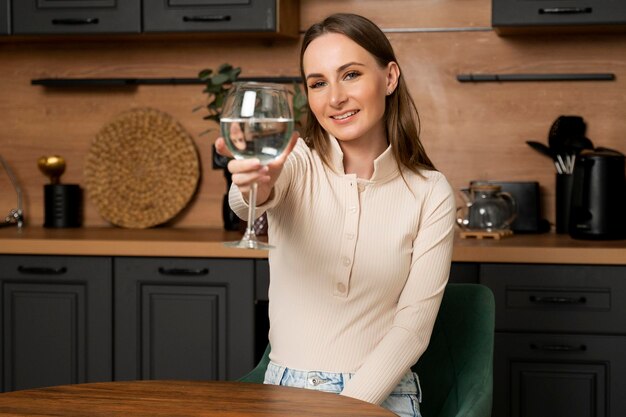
[299,13,436,174]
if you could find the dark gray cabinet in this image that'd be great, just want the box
[492,0,626,32]
[0,0,9,34]
[144,0,284,33]
[0,255,112,392]
[114,257,255,382]
[481,264,626,417]
[11,0,141,35]
[8,0,298,37]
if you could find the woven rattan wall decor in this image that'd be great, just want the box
[85,107,200,228]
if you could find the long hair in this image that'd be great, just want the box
[299,13,436,174]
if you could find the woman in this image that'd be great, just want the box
[215,13,455,417]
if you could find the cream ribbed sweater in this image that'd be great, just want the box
[229,137,455,405]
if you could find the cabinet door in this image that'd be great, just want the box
[143,0,277,33]
[0,0,8,34]
[11,0,141,34]
[492,0,626,28]
[494,332,626,417]
[114,257,255,381]
[0,255,112,392]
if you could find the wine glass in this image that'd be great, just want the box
[220,82,294,250]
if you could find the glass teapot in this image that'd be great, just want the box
[457,183,517,231]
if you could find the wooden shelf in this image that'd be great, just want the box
[1,227,625,264]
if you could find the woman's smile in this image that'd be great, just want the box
[330,109,360,122]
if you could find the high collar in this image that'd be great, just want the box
[327,135,400,182]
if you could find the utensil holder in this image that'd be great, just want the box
[555,174,573,234]
[44,184,82,228]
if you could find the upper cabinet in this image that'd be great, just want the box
[143,0,299,38]
[6,0,298,38]
[1,0,9,34]
[12,0,141,35]
[492,0,626,33]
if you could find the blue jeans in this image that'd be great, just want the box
[264,361,422,417]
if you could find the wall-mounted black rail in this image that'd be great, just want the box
[31,76,303,87]
[457,73,615,82]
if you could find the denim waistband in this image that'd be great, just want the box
[264,361,421,396]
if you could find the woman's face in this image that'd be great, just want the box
[302,33,398,147]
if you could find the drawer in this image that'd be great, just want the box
[143,0,276,33]
[114,257,254,283]
[0,255,112,280]
[12,0,141,35]
[493,332,626,417]
[492,0,626,28]
[480,264,626,334]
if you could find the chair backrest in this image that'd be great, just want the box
[239,284,495,417]
[412,283,495,417]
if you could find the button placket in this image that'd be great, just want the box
[334,177,359,297]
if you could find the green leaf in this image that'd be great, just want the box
[217,63,233,73]
[228,67,242,81]
[211,73,229,85]
[198,68,213,79]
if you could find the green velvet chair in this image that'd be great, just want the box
[239,283,495,417]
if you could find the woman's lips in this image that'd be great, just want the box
[330,110,359,122]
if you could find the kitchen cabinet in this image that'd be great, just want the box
[114,257,255,382]
[0,255,112,392]
[8,0,298,38]
[492,0,626,33]
[143,0,298,38]
[11,0,141,35]
[481,264,626,417]
[0,0,9,35]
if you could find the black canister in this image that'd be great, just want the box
[44,184,83,228]
[555,174,574,234]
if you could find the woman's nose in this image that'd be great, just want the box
[329,84,347,107]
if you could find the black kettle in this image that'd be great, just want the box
[569,149,626,240]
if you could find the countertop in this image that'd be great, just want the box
[1,227,625,265]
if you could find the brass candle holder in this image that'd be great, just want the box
[38,155,82,228]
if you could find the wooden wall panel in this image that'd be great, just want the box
[0,0,625,230]
[300,0,491,29]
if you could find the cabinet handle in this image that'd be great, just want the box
[538,7,592,15]
[530,343,587,352]
[51,18,100,26]
[529,295,587,304]
[158,267,209,276]
[183,15,232,23]
[17,266,68,275]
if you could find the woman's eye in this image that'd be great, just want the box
[344,71,361,80]
[308,80,326,89]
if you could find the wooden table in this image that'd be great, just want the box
[0,380,396,416]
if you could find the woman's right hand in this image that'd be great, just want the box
[214,131,299,204]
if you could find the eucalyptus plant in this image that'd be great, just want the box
[197,63,242,125]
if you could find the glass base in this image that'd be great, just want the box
[223,239,274,250]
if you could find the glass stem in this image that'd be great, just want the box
[243,182,258,246]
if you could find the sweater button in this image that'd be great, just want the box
[342,257,351,266]
[337,283,347,293]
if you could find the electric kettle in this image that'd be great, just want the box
[569,149,626,240]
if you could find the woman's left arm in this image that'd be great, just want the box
[341,175,456,404]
